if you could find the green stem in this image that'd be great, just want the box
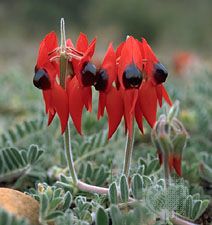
[171,216,198,225]
[60,51,78,185]
[122,121,135,177]
[64,124,78,184]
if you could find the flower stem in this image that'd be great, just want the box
[122,121,135,177]
[60,48,78,185]
[64,124,78,184]
[60,18,66,53]
[77,180,109,194]
[171,216,198,225]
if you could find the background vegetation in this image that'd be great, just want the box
[0,0,211,224]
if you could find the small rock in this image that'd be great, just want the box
[0,188,40,225]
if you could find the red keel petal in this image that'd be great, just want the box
[122,89,138,137]
[67,77,84,135]
[135,101,143,133]
[106,87,123,139]
[139,81,157,128]
[51,82,69,134]
[98,92,106,120]
[76,32,89,52]
[162,85,172,106]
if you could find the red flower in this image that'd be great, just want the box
[95,43,124,138]
[138,38,172,128]
[104,36,173,137]
[34,31,97,135]
[66,33,96,134]
[33,32,69,133]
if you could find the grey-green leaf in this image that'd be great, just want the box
[45,211,64,221]
[96,207,109,225]
[109,182,118,204]
[110,205,123,225]
[131,174,143,200]
[120,175,129,203]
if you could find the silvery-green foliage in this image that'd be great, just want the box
[28,183,72,224]
[0,209,30,225]
[0,144,43,183]
[0,118,45,148]
[145,180,209,222]
[73,196,93,224]
[137,155,160,176]
[199,152,212,184]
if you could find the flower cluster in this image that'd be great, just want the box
[33,30,172,138]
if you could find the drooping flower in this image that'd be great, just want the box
[137,38,172,129]
[33,31,96,135]
[94,43,123,138]
[33,32,69,133]
[104,36,173,137]
[66,33,97,134]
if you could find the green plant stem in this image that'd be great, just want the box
[171,216,198,225]
[64,125,78,184]
[77,180,109,194]
[122,121,135,177]
[60,52,78,185]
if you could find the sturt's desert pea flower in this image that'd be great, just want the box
[112,36,172,137]
[95,43,124,139]
[33,30,96,134]
[33,28,172,140]
[66,33,96,134]
[33,32,69,133]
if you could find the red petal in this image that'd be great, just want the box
[47,110,55,126]
[66,38,74,48]
[51,82,69,134]
[106,87,123,139]
[173,155,182,176]
[42,90,51,113]
[141,38,158,78]
[118,37,142,89]
[86,38,96,58]
[75,38,96,86]
[82,87,92,112]
[141,38,158,63]
[44,32,58,53]
[122,89,138,137]
[37,41,48,67]
[76,32,89,52]
[139,81,157,128]
[101,43,116,93]
[36,32,58,69]
[44,63,58,81]
[156,85,163,107]
[116,41,124,58]
[67,77,84,134]
[162,85,172,106]
[135,101,143,133]
[97,92,106,119]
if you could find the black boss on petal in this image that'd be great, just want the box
[153,63,168,84]
[94,69,108,91]
[33,69,51,90]
[81,62,97,86]
[123,64,143,89]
